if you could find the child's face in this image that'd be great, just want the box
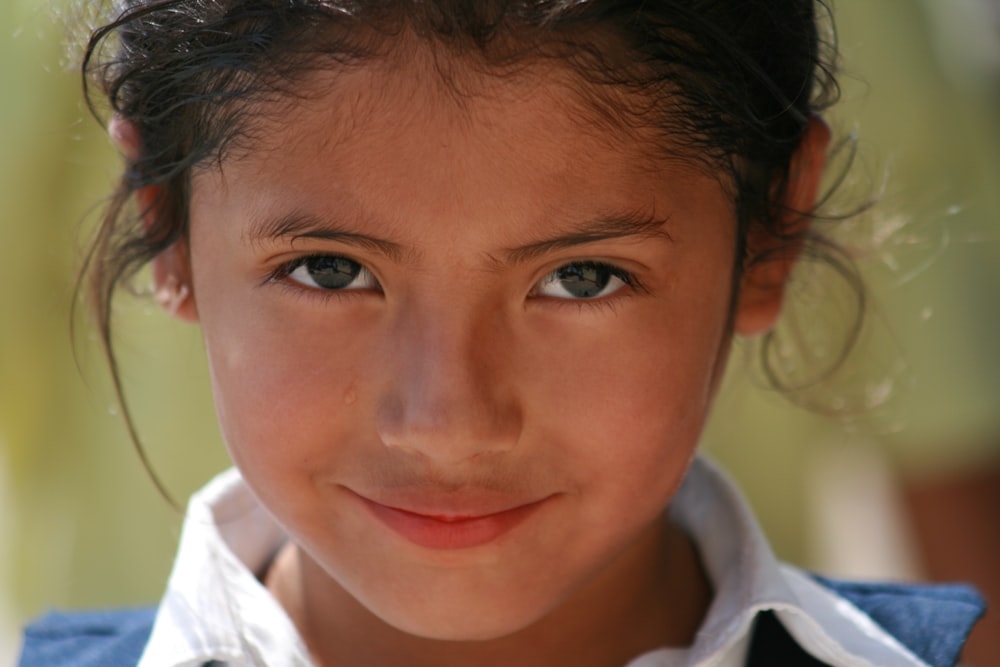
[172,49,779,641]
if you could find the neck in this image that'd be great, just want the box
[266,517,712,667]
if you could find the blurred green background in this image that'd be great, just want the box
[2,1,999,663]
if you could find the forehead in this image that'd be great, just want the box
[226,40,685,177]
[195,40,732,245]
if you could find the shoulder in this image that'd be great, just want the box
[813,575,986,667]
[17,608,156,667]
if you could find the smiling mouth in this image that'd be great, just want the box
[351,492,551,550]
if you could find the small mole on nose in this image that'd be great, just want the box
[344,387,358,406]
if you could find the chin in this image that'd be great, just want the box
[396,617,533,643]
[370,591,554,642]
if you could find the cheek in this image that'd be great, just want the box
[522,282,733,501]
[194,278,373,477]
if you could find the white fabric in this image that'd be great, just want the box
[138,457,932,667]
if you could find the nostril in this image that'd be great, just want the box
[374,396,406,447]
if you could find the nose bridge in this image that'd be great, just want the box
[376,294,520,462]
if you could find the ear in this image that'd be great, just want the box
[111,115,199,323]
[734,116,830,336]
[146,189,199,323]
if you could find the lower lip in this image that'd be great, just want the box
[356,496,548,550]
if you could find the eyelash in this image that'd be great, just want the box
[266,254,380,299]
[267,255,644,306]
[530,261,644,305]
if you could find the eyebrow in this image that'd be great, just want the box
[244,212,409,262]
[244,209,672,264]
[501,212,673,265]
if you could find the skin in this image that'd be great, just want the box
[145,42,828,667]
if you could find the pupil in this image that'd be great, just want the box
[307,256,360,289]
[557,264,610,298]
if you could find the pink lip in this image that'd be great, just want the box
[351,492,550,550]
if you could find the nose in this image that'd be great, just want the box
[375,300,522,464]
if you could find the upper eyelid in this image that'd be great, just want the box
[267,253,375,288]
[274,252,368,274]
[532,261,644,300]
[543,260,641,282]
[267,254,642,295]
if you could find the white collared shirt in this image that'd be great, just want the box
[138,458,932,667]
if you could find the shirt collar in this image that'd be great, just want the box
[139,458,931,667]
[652,458,929,667]
[138,469,309,667]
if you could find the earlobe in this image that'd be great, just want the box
[143,188,199,323]
[112,115,199,323]
[734,116,831,337]
[151,239,198,323]
[154,272,195,320]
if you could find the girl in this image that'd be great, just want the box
[19,1,984,665]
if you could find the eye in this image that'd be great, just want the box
[534,261,633,300]
[282,255,380,291]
